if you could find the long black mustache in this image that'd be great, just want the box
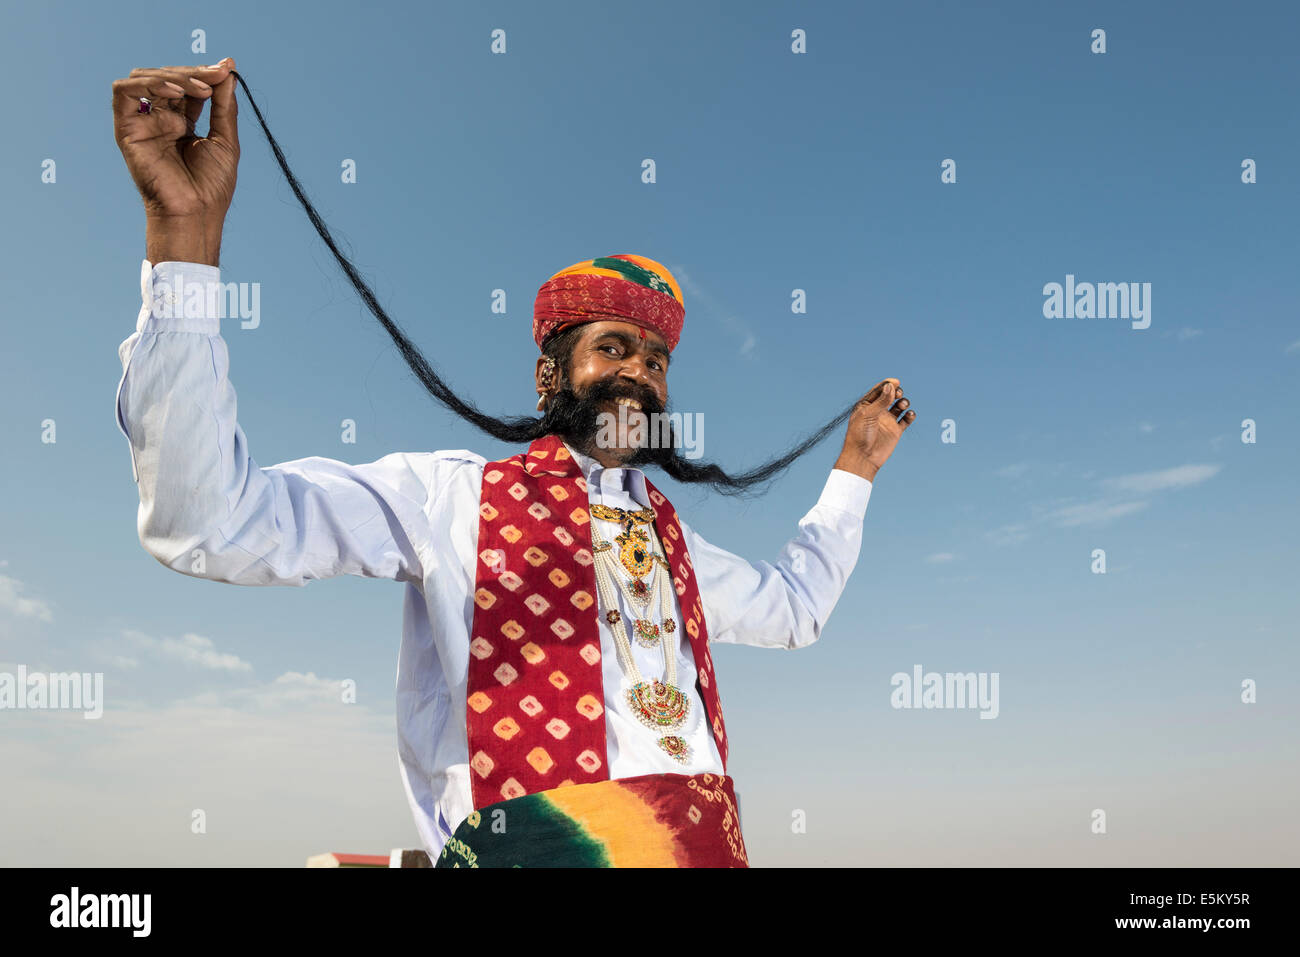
[543,378,663,453]
[228,71,859,496]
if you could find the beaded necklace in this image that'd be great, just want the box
[588,503,691,763]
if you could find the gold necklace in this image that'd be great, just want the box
[590,503,656,532]
[591,539,690,763]
[591,525,674,645]
[590,503,668,599]
[589,508,689,763]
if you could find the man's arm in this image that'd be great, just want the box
[117,260,434,587]
[680,468,872,649]
[112,59,434,587]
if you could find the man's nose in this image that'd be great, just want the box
[617,358,653,387]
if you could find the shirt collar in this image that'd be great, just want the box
[562,440,651,509]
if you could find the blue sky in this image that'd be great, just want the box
[1,0,1297,866]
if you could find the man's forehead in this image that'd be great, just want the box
[582,320,670,354]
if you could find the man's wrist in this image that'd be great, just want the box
[833,449,879,483]
[145,213,224,268]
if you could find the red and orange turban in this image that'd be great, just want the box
[533,254,685,353]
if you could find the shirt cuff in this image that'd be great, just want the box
[135,259,224,335]
[817,468,873,518]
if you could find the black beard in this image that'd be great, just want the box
[540,378,667,463]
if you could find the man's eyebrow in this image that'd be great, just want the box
[593,330,671,366]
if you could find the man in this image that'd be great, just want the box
[112,59,917,867]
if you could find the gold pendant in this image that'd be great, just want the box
[615,527,655,579]
[657,735,690,763]
[632,619,661,647]
[627,680,689,730]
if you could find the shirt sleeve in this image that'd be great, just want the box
[115,260,433,587]
[679,469,872,649]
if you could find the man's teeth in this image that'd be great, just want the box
[615,398,642,410]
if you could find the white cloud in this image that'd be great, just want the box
[213,670,343,707]
[994,461,1073,482]
[925,552,956,564]
[1285,339,1300,354]
[0,574,53,623]
[988,462,1221,542]
[1101,464,1221,494]
[1176,328,1203,341]
[0,671,408,866]
[1047,499,1150,527]
[986,523,1031,546]
[995,462,1031,479]
[122,629,253,673]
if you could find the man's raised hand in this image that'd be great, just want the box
[112,58,239,265]
[834,378,917,482]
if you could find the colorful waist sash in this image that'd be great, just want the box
[436,772,749,868]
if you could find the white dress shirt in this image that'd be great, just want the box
[115,260,874,860]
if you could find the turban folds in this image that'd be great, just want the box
[533,254,685,353]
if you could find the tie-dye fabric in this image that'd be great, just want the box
[435,772,748,868]
[465,433,730,810]
[533,254,685,351]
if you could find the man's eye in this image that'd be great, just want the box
[649,360,663,371]
[601,345,620,355]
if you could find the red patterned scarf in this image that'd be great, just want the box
[466,433,729,810]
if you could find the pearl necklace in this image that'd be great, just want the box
[589,516,691,763]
